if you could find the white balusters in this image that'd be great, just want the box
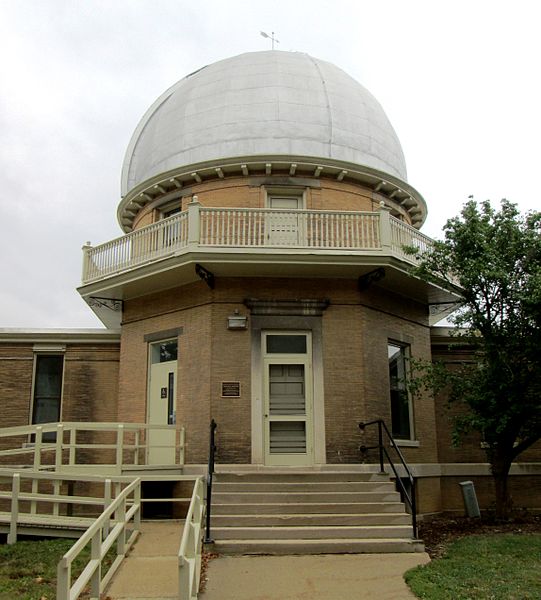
[82,207,431,284]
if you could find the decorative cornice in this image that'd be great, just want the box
[117,155,427,233]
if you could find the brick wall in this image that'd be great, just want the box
[118,276,437,466]
[130,176,414,231]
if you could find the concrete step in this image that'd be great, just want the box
[212,501,406,515]
[213,525,414,540]
[211,512,412,527]
[215,471,388,483]
[213,481,395,493]
[213,491,401,504]
[208,470,421,555]
[211,538,425,555]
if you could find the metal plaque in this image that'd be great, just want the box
[221,381,241,397]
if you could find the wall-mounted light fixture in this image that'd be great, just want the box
[227,309,248,330]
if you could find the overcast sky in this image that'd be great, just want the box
[1,0,539,328]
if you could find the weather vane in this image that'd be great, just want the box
[260,31,280,50]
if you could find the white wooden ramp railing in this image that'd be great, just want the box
[178,477,206,600]
[0,422,185,473]
[56,477,141,600]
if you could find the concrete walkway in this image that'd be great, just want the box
[106,520,429,600]
[200,553,430,600]
[106,520,183,600]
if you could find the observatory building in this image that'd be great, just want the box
[0,52,539,524]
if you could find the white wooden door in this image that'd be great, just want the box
[263,332,313,466]
[148,340,177,464]
[267,196,304,246]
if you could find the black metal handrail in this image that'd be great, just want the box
[359,419,418,538]
[204,419,217,543]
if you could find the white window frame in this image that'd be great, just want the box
[30,347,66,440]
[264,186,306,209]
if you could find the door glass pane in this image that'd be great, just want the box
[269,364,305,415]
[266,335,306,354]
[269,422,306,454]
[167,372,175,425]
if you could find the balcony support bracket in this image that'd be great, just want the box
[196,264,215,289]
[358,268,386,291]
[87,297,123,312]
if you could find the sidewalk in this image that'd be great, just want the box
[200,553,430,600]
[106,521,429,600]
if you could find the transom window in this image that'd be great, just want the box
[265,187,305,211]
[266,334,307,354]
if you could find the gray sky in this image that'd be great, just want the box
[1,0,539,328]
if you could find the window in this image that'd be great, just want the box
[388,342,413,440]
[162,205,182,218]
[32,355,64,441]
[151,340,178,363]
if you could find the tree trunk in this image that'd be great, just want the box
[491,457,513,521]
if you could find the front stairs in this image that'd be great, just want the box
[208,470,424,554]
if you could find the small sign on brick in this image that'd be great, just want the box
[221,381,241,397]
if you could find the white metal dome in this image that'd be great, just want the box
[121,51,408,196]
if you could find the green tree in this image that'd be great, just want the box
[410,199,541,519]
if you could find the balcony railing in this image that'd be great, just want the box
[82,202,432,285]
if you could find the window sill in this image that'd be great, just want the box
[394,439,420,448]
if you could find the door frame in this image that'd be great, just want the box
[262,332,314,466]
[249,319,326,466]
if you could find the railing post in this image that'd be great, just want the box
[8,473,20,544]
[81,241,93,284]
[69,426,76,466]
[205,419,217,544]
[134,429,140,465]
[412,479,418,538]
[179,427,185,466]
[55,423,64,471]
[116,424,124,475]
[134,481,141,530]
[32,426,43,515]
[378,203,392,252]
[90,528,101,598]
[56,557,70,600]
[34,425,43,470]
[377,420,385,474]
[53,479,61,516]
[187,196,201,247]
[116,494,127,557]
[104,478,112,538]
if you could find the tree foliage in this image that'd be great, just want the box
[410,199,541,518]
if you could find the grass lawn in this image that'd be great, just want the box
[0,537,112,600]
[405,533,541,600]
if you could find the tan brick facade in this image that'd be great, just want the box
[131,176,414,231]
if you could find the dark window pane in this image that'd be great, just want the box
[391,389,411,439]
[34,355,63,399]
[388,343,411,439]
[152,340,178,363]
[266,335,307,354]
[33,355,63,440]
